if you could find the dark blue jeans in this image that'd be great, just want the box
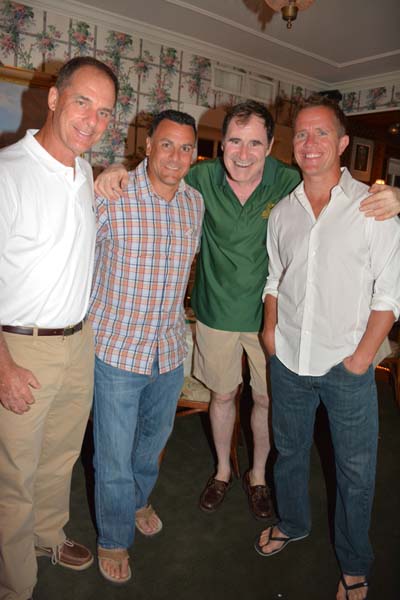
[270,355,378,576]
[93,354,183,550]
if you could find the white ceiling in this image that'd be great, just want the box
[79,0,400,84]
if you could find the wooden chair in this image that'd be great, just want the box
[176,375,242,478]
[376,347,400,408]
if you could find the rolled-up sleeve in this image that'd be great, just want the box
[262,209,282,302]
[368,216,400,319]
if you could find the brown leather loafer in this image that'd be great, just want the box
[243,470,273,520]
[35,538,94,571]
[199,475,232,512]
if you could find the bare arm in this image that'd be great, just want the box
[94,163,129,200]
[0,331,40,414]
[343,310,395,374]
[262,294,278,357]
[360,184,400,221]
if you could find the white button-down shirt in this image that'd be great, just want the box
[263,168,400,376]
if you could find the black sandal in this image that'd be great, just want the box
[341,576,369,599]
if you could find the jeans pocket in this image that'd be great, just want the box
[340,360,370,377]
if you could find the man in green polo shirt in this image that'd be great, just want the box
[94,100,400,522]
[186,101,299,519]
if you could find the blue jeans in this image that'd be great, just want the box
[270,356,378,576]
[93,354,183,549]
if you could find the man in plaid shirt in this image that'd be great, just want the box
[88,110,204,584]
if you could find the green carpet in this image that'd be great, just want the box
[35,380,400,600]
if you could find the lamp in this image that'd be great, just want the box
[388,123,400,136]
[265,0,315,29]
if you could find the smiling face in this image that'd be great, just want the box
[146,119,196,200]
[45,65,115,166]
[293,106,349,179]
[222,114,273,188]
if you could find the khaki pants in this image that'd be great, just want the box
[0,322,94,600]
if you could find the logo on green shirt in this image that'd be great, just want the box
[261,202,275,219]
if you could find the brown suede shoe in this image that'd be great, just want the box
[35,538,93,571]
[243,470,273,520]
[199,475,232,512]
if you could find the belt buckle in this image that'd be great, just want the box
[63,325,75,337]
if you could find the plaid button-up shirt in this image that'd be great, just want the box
[89,159,204,374]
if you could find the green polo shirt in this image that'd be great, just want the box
[185,156,300,332]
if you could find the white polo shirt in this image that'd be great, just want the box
[263,168,400,376]
[0,130,96,327]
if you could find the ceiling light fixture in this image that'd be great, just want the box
[265,0,315,29]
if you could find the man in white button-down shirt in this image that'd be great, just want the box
[255,96,400,600]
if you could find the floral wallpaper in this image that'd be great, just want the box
[342,85,400,114]
[0,1,220,166]
[1,1,399,167]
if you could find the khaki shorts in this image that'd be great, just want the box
[193,320,268,396]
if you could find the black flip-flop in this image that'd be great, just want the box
[254,527,308,557]
[341,576,369,599]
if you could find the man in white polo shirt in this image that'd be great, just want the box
[0,57,117,600]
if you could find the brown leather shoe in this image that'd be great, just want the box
[199,475,232,512]
[243,470,273,520]
[35,538,93,571]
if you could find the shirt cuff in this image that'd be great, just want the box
[370,297,400,321]
[262,287,278,303]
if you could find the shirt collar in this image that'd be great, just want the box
[260,155,279,189]
[23,129,81,181]
[293,167,362,212]
[214,158,227,187]
[334,167,360,199]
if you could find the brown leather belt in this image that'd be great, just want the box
[2,321,84,337]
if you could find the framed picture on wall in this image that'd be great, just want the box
[0,66,55,149]
[350,136,374,183]
[386,157,400,188]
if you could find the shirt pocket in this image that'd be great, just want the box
[169,224,200,261]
